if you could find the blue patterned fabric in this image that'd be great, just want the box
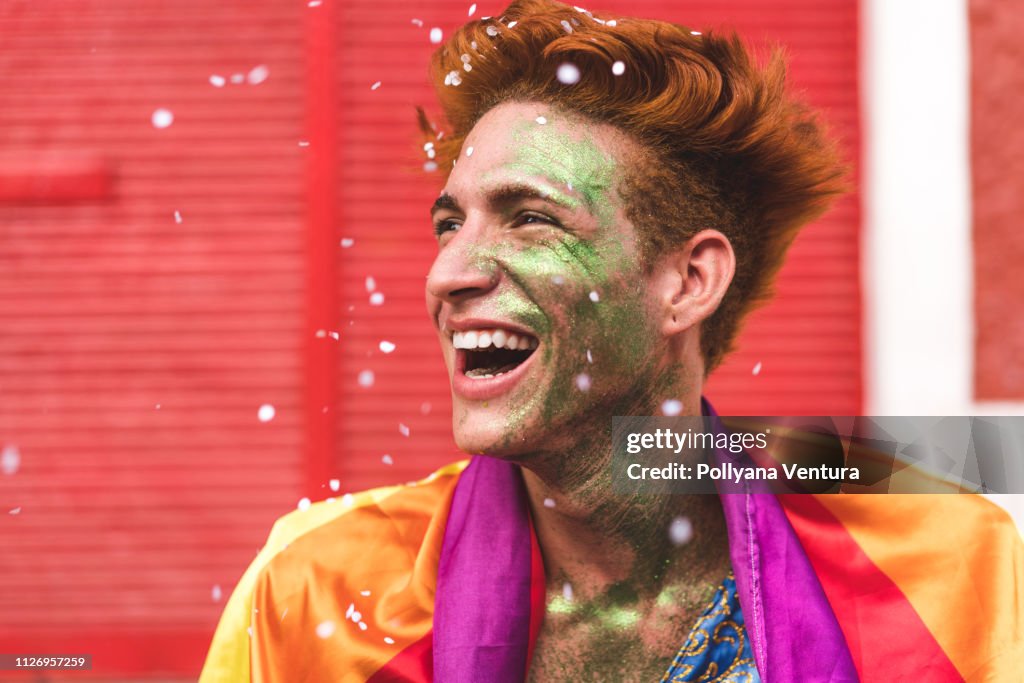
[661,574,760,682]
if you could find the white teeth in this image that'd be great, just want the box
[451,327,538,351]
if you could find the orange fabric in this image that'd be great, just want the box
[199,460,469,683]
[798,494,1024,681]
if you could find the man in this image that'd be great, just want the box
[201,1,1022,680]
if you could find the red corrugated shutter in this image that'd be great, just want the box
[0,0,859,675]
[333,0,862,494]
[0,0,309,674]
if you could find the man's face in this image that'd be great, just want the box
[426,101,668,458]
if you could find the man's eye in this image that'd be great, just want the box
[434,219,461,237]
[515,212,556,228]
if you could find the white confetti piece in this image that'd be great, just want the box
[370,81,381,90]
[382,454,394,465]
[173,210,182,224]
[210,74,226,87]
[247,65,269,85]
[468,3,477,16]
[379,340,396,353]
[151,108,174,129]
[430,27,443,43]
[556,62,581,84]
[411,18,423,27]
[360,590,371,597]
[399,423,410,437]
[612,61,625,76]
[297,497,311,511]
[316,620,336,638]
[536,116,547,125]
[358,621,368,631]
[661,399,683,416]
[212,585,223,602]
[369,292,385,306]
[551,275,564,285]
[257,404,276,422]
[424,161,438,172]
[346,603,355,619]
[607,19,617,27]
[690,30,702,36]
[2,445,21,476]
[351,610,362,622]
[365,276,376,292]
[752,361,762,376]
[247,626,253,637]
[329,479,340,492]
[384,636,396,644]
[358,370,375,387]
[340,237,354,248]
[586,349,593,364]
[298,140,310,147]
[562,582,574,601]
[543,497,556,508]
[341,493,354,506]
[669,516,694,546]
[575,373,591,392]
[560,19,573,33]
[486,25,499,36]
[589,290,600,302]
[508,20,517,28]
[155,404,161,410]
[9,506,21,515]
[308,0,321,5]
[465,146,474,156]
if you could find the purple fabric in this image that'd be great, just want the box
[705,398,859,682]
[434,399,860,682]
[433,455,535,683]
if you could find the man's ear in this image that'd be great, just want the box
[651,229,736,337]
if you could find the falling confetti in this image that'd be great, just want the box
[661,399,683,416]
[316,621,336,638]
[341,493,354,506]
[411,18,424,27]
[247,65,269,85]
[329,479,340,492]
[752,361,762,376]
[340,237,354,248]
[379,340,396,353]
[358,370,375,387]
[535,116,547,125]
[9,506,21,515]
[298,140,310,147]
[360,590,371,597]
[382,454,394,465]
[151,108,174,129]
[612,61,625,76]
[424,161,438,172]
[212,585,223,602]
[575,373,591,392]
[384,636,396,645]
[690,30,702,36]
[430,27,443,43]
[297,497,311,511]
[257,404,276,422]
[370,81,381,90]
[586,349,593,364]
[543,497,556,508]
[562,582,574,601]
[398,423,410,437]
[2,445,21,476]
[589,291,600,302]
[369,292,385,306]
[468,3,477,16]
[209,74,226,87]
[669,516,694,546]
[556,63,581,84]
[173,210,183,224]
[247,626,253,637]
[358,622,368,631]
[365,276,376,292]
[308,0,322,5]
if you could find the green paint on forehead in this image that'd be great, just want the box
[493,116,620,228]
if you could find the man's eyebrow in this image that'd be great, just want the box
[430,192,461,218]
[430,183,579,220]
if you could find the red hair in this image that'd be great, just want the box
[422,0,846,372]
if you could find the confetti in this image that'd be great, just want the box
[752,361,762,376]
[212,585,223,602]
[346,603,355,619]
[358,621,368,631]
[316,621,336,638]
[468,3,477,16]
[341,493,354,506]
[360,590,371,597]
[661,399,683,416]
[384,636,396,645]
[370,81,381,90]
[486,25,499,36]
[466,146,474,157]
[365,276,376,292]
[247,626,253,637]
[575,373,591,392]
[607,19,617,27]
[543,497,556,508]
[430,27,443,43]
[612,61,625,76]
[586,349,593,363]
[382,454,394,465]
[173,210,182,224]
[464,62,472,72]
[308,0,322,5]
[340,237,354,248]
[589,290,600,302]
[247,64,269,85]
[560,19,573,33]
[411,18,423,27]
[424,161,438,172]
[399,423,410,437]
[379,340,396,353]
[298,140,310,147]
[257,404,276,422]
[420,402,432,415]
[351,610,362,622]
[358,370,375,387]
[209,74,226,87]
[690,30,702,36]
[562,582,574,601]
[2,445,21,476]
[535,116,547,125]
[369,292,385,306]
[551,275,565,285]
[508,20,517,28]
[556,63,581,85]
[151,108,174,129]
[329,479,340,492]
[9,506,21,515]
[669,516,694,546]
[297,497,311,511]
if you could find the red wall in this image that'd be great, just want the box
[0,0,860,676]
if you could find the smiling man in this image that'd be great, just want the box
[200,1,1022,681]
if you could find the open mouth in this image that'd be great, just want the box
[453,328,538,379]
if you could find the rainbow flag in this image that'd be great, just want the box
[200,408,1022,681]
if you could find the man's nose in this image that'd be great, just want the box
[426,228,499,305]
